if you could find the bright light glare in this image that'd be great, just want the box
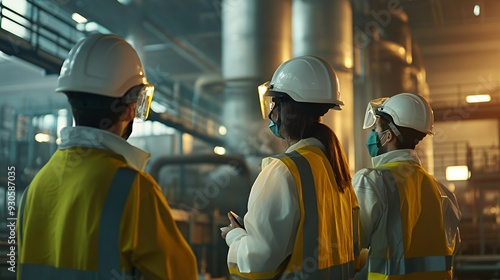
[57,109,68,137]
[218,125,227,135]
[117,0,133,4]
[446,165,470,181]
[466,94,491,103]
[214,146,226,155]
[71,13,88,24]
[150,100,168,113]
[129,120,176,138]
[473,5,480,16]
[35,133,51,143]
[344,56,353,69]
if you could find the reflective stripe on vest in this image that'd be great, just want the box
[369,256,452,275]
[279,151,354,280]
[275,151,321,279]
[229,150,355,279]
[281,151,355,279]
[19,167,138,279]
[368,168,452,276]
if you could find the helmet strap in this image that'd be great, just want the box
[377,111,404,143]
[388,122,404,142]
[268,102,282,127]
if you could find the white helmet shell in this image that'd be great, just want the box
[56,33,149,98]
[268,55,344,110]
[378,93,434,134]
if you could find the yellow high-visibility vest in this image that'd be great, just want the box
[367,161,457,280]
[229,145,359,279]
[17,147,198,279]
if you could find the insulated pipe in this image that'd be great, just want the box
[221,0,292,159]
[222,0,292,82]
[293,0,353,72]
[149,154,251,216]
[292,0,355,172]
[150,154,250,183]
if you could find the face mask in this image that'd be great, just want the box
[269,120,283,139]
[268,102,283,139]
[365,129,389,157]
[121,120,134,140]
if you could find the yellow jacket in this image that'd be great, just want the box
[227,139,359,279]
[17,127,197,279]
[354,149,461,280]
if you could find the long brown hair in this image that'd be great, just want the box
[280,98,351,192]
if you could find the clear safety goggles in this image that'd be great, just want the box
[258,81,273,119]
[134,84,154,121]
[362,97,389,129]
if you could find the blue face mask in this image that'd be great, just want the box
[365,129,388,157]
[269,120,283,139]
[268,102,283,139]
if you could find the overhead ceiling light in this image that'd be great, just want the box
[117,0,133,4]
[71,13,88,24]
[446,165,470,181]
[473,5,480,16]
[218,125,227,136]
[466,94,491,103]
[214,146,226,155]
[35,133,51,143]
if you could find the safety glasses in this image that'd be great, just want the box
[134,84,154,121]
[258,81,273,119]
[363,97,389,129]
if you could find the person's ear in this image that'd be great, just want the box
[125,102,136,122]
[386,130,394,143]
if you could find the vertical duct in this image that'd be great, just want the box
[222,0,292,163]
[292,0,355,172]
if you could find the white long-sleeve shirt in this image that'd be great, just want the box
[353,149,461,279]
[225,138,326,273]
[353,149,421,251]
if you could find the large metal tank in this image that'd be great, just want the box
[221,0,292,163]
[292,0,355,172]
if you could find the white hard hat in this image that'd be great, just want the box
[377,93,434,134]
[56,33,154,120]
[258,55,344,119]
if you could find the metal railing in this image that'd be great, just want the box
[0,1,224,146]
[145,70,224,146]
[434,141,500,177]
[429,81,500,109]
[433,141,470,181]
[0,0,85,61]
[469,145,500,173]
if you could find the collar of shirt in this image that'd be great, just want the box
[58,126,151,171]
[371,149,421,168]
[261,137,326,170]
[285,137,326,153]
